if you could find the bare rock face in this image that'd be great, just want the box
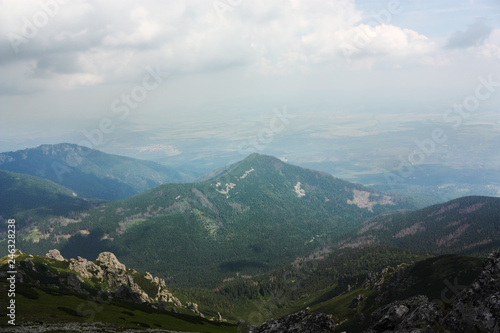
[144,271,182,307]
[78,252,150,303]
[97,252,127,272]
[363,249,500,333]
[186,302,205,318]
[45,249,65,261]
[69,256,104,280]
[67,252,148,303]
[258,310,335,333]
[2,250,199,318]
[365,295,440,333]
[441,249,500,333]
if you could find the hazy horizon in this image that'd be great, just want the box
[1,0,499,176]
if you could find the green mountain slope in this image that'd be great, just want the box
[0,143,194,200]
[16,153,414,288]
[0,170,99,230]
[341,195,500,256]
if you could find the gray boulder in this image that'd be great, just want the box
[258,310,335,333]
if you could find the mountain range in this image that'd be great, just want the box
[0,144,499,331]
[9,152,415,287]
[0,143,194,200]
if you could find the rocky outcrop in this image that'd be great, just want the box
[363,249,500,333]
[69,255,103,280]
[45,249,64,261]
[363,263,418,304]
[365,295,440,333]
[144,271,182,307]
[441,249,500,332]
[7,250,201,317]
[67,251,185,306]
[0,321,182,332]
[97,252,126,272]
[186,302,205,318]
[258,310,335,333]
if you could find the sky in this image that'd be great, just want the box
[0,0,499,168]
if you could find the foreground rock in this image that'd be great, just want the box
[258,310,335,333]
[0,250,199,317]
[364,249,500,332]
[365,295,440,333]
[254,249,500,333]
[441,249,500,332]
[0,321,186,332]
[45,249,65,261]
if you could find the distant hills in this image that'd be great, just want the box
[0,143,194,200]
[354,164,500,207]
[341,195,500,256]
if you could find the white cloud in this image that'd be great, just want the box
[470,28,500,59]
[0,0,444,92]
[336,24,434,61]
[1,0,499,152]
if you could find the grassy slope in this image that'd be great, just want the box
[0,283,237,332]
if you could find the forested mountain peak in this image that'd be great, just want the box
[15,153,413,288]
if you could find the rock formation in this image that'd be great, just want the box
[363,249,500,332]
[13,250,199,317]
[45,249,65,261]
[258,310,335,333]
[365,295,440,333]
[441,249,500,332]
